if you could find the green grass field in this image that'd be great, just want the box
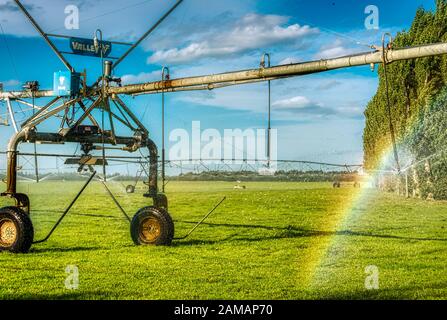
[0,180,446,299]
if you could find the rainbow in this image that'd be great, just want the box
[300,144,403,291]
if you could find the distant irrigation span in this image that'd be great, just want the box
[0,151,363,181]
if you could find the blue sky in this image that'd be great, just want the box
[0,0,438,173]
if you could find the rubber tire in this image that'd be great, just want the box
[0,206,34,253]
[126,185,135,194]
[130,206,174,246]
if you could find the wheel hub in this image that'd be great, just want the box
[140,217,161,243]
[0,219,17,246]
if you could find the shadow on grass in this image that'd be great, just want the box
[32,209,124,220]
[336,230,447,242]
[173,220,447,246]
[310,288,409,300]
[312,282,447,300]
[30,246,102,253]
[2,292,95,300]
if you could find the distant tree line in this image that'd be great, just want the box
[170,170,359,182]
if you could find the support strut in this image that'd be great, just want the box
[33,171,96,244]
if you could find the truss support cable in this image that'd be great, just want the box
[5,98,18,133]
[95,29,107,182]
[384,66,401,173]
[101,98,107,181]
[267,78,271,168]
[161,67,169,193]
[382,34,401,174]
[100,180,131,222]
[13,0,74,72]
[112,0,183,71]
[32,92,39,183]
[261,53,272,168]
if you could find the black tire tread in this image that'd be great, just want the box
[130,206,174,246]
[0,206,34,253]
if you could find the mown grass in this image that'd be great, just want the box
[0,180,445,299]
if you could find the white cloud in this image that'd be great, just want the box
[278,57,301,65]
[272,95,337,117]
[316,80,341,90]
[1,79,20,87]
[148,13,319,64]
[317,46,351,59]
[173,72,377,122]
[175,84,263,112]
[121,71,161,85]
[272,99,365,119]
[335,106,364,118]
[0,0,187,39]
[277,121,364,164]
[272,96,315,109]
[314,39,358,60]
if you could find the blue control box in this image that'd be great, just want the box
[53,71,80,96]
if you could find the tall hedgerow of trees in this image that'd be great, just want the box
[364,0,447,199]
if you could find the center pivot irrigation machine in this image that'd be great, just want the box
[1,0,447,253]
